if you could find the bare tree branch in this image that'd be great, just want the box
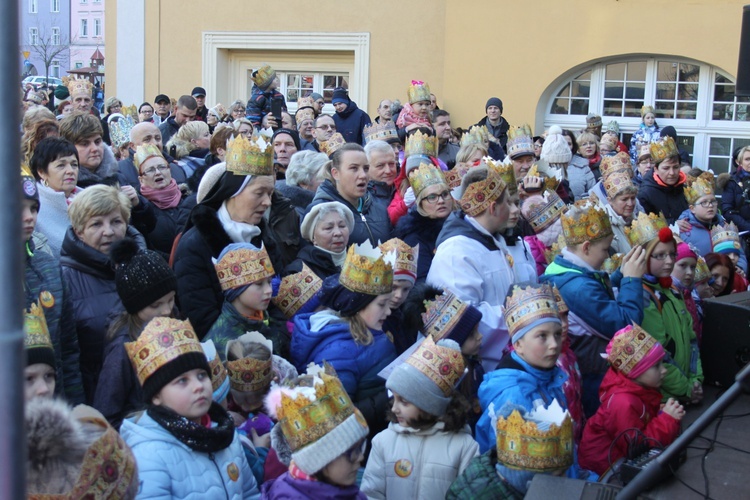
[24,19,74,81]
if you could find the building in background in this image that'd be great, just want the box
[69,0,104,75]
[20,0,71,80]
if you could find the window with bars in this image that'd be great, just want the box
[603,61,646,118]
[550,71,590,115]
[654,61,700,120]
[51,60,60,78]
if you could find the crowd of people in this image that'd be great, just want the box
[20,66,750,499]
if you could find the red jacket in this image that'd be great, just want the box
[578,369,680,475]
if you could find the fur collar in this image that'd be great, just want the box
[190,204,234,258]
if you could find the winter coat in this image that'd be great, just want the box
[629,124,661,164]
[566,155,597,201]
[476,351,568,453]
[392,207,447,283]
[261,471,366,499]
[641,278,703,400]
[141,194,195,259]
[677,209,727,257]
[275,180,314,218]
[120,411,260,500]
[309,179,391,246]
[76,146,120,189]
[35,182,83,258]
[541,254,643,378]
[291,311,395,434]
[579,369,681,475]
[505,233,539,283]
[361,421,479,500]
[475,116,510,151]
[174,198,301,339]
[439,141,460,168]
[604,203,633,255]
[524,235,548,276]
[158,117,181,146]
[173,148,208,180]
[333,101,372,145]
[24,239,84,404]
[637,170,688,224]
[367,180,395,210]
[245,85,285,127]
[117,152,187,191]
[446,450,524,500]
[284,244,341,280]
[60,226,146,404]
[719,169,750,232]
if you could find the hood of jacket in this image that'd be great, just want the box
[291,311,351,367]
[336,100,360,119]
[679,208,723,229]
[312,179,373,213]
[436,210,499,251]
[60,225,146,279]
[597,368,663,408]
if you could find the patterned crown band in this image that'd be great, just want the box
[650,136,679,164]
[134,144,165,172]
[684,172,715,205]
[379,238,418,282]
[444,164,470,189]
[460,125,489,148]
[272,263,323,319]
[504,284,560,341]
[711,222,741,250]
[409,162,447,199]
[364,121,399,144]
[607,323,660,376]
[422,291,468,341]
[599,152,633,179]
[24,301,53,352]
[64,76,93,98]
[603,170,636,199]
[405,336,465,396]
[321,133,347,157]
[404,130,438,158]
[506,124,535,159]
[625,211,668,248]
[408,80,431,104]
[227,356,273,392]
[525,190,566,234]
[560,200,613,246]
[459,166,507,217]
[226,133,274,176]
[339,241,395,296]
[485,157,518,196]
[215,245,275,291]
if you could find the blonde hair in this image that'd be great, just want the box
[346,314,374,346]
[165,121,209,159]
[22,106,56,134]
[576,132,600,153]
[68,184,131,233]
[456,143,488,165]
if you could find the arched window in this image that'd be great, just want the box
[542,56,750,174]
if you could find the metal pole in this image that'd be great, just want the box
[0,0,27,497]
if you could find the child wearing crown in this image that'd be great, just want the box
[24,301,58,402]
[710,222,750,292]
[521,189,566,275]
[120,317,261,498]
[541,201,646,418]
[361,337,479,499]
[246,63,285,127]
[379,238,420,354]
[579,324,684,475]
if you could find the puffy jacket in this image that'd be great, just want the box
[333,101,372,145]
[284,244,341,280]
[637,170,688,224]
[141,194,195,259]
[35,182,83,258]
[367,180,395,210]
[566,155,597,201]
[120,411,260,500]
[720,169,750,232]
[245,85,285,127]
[361,422,479,499]
[392,206,446,283]
[677,209,725,257]
[446,450,523,500]
[629,124,661,164]
[262,471,366,499]
[579,369,680,475]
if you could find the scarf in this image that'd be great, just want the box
[396,102,431,129]
[218,201,261,243]
[140,178,182,210]
[147,402,235,453]
[587,153,601,168]
[316,245,347,268]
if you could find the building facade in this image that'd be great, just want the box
[20,0,71,79]
[69,0,104,72]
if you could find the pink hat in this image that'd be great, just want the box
[676,242,697,262]
[605,324,665,379]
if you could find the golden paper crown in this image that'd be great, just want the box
[295,97,316,122]
[507,124,534,158]
[637,143,652,160]
[215,245,275,291]
[684,172,715,205]
[460,125,489,148]
[407,80,431,104]
[544,234,566,265]
[409,162,447,198]
[379,238,419,282]
[124,318,204,387]
[405,130,438,158]
[607,323,660,376]
[64,76,93,98]
[422,291,471,341]
[711,222,741,251]
[339,241,395,295]
[272,263,324,319]
[600,152,633,179]
[550,285,568,314]
[486,157,518,196]
[561,201,613,246]
[122,104,138,121]
[504,283,560,341]
[227,356,273,392]
[24,301,53,352]
[524,190,567,233]
[603,170,636,199]
[211,103,227,120]
[321,133,347,157]
[602,253,624,275]
[625,211,668,247]
[226,133,274,176]
[641,105,655,117]
[133,144,165,172]
[525,163,560,192]
[459,166,507,217]
[364,121,399,144]
[650,136,679,164]
[694,255,712,283]
[252,64,277,89]
[496,400,574,472]
[202,340,228,394]
[109,115,135,148]
[444,164,470,189]
[405,336,465,396]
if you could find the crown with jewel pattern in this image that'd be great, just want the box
[409,162,447,198]
[561,201,613,246]
[650,136,679,164]
[109,115,135,148]
[201,340,229,397]
[226,332,274,392]
[214,244,275,291]
[24,301,55,368]
[524,190,567,233]
[404,130,438,158]
[459,165,507,216]
[272,263,323,319]
[603,170,636,199]
[407,80,431,104]
[504,283,560,341]
[507,124,535,159]
[320,132,347,157]
[544,234,566,265]
[364,121,399,144]
[422,291,471,341]
[606,323,661,376]
[226,133,274,176]
[486,157,518,196]
[684,171,715,205]
[444,163,470,189]
[625,211,668,247]
[711,222,741,252]
[63,76,93,99]
[379,238,419,284]
[694,255,712,283]
[295,96,316,123]
[550,285,568,314]
[339,241,395,295]
[404,336,465,396]
[252,64,277,89]
[600,152,633,179]
[133,144,165,172]
[460,125,489,148]
[495,399,574,472]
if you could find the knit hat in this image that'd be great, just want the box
[215,242,275,303]
[272,128,301,152]
[22,175,39,202]
[202,340,230,403]
[421,290,483,346]
[24,301,55,369]
[125,317,210,401]
[485,97,503,112]
[272,263,323,319]
[711,222,742,255]
[604,324,665,379]
[331,87,349,105]
[379,238,419,285]
[676,242,698,263]
[266,363,369,475]
[386,337,465,417]
[111,238,177,315]
[540,125,572,165]
[504,282,561,343]
[310,92,323,102]
[196,162,227,203]
[300,201,354,242]
[54,85,70,101]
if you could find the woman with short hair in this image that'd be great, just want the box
[276,150,328,216]
[165,121,211,180]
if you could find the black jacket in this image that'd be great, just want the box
[142,194,196,259]
[637,170,689,224]
[332,101,372,145]
[720,170,750,232]
[284,244,341,280]
[158,117,181,145]
[475,116,510,151]
[392,207,446,283]
[275,180,314,218]
[367,180,395,209]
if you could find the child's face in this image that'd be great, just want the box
[391,392,424,427]
[236,278,273,313]
[689,195,718,224]
[461,329,483,357]
[727,252,740,267]
[412,100,430,118]
[321,439,365,487]
[643,113,656,127]
[152,368,212,423]
[24,363,56,402]
[21,199,39,242]
[696,280,715,299]
[648,241,676,278]
[672,257,697,288]
[137,291,176,323]
[231,388,268,413]
[358,293,392,331]
[514,322,562,369]
[634,360,666,388]
[559,311,569,343]
[389,279,413,310]
[577,235,613,270]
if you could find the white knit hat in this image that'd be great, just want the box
[540,126,572,165]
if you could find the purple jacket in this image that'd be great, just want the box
[261,472,366,499]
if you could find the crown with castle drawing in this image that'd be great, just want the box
[625,211,669,248]
[504,283,560,341]
[339,241,395,296]
[524,190,567,233]
[364,121,399,144]
[404,130,438,158]
[214,244,275,291]
[711,222,742,252]
[226,132,274,176]
[561,200,613,246]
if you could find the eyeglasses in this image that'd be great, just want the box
[140,109,154,115]
[651,252,677,261]
[142,165,170,176]
[696,199,718,208]
[316,124,336,130]
[344,439,367,463]
[423,190,452,203]
[639,159,655,166]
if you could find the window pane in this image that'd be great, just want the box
[576,70,592,81]
[603,100,622,116]
[714,84,734,102]
[715,74,732,85]
[323,90,334,102]
[676,102,697,119]
[627,61,647,81]
[556,83,571,99]
[657,61,679,81]
[323,75,337,89]
[710,137,731,156]
[625,83,645,100]
[679,63,700,82]
[656,83,676,100]
[604,82,623,99]
[570,99,588,115]
[571,81,589,98]
[551,98,569,114]
[679,135,695,165]
[624,101,644,117]
[713,103,734,121]
[678,83,699,101]
[287,89,298,102]
[736,104,750,121]
[606,63,625,80]
[655,101,674,119]
[301,76,313,89]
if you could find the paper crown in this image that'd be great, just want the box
[650,136,679,163]
[586,113,603,128]
[226,133,274,176]
[507,124,535,159]
[64,76,93,98]
[405,336,465,396]
[133,144,165,172]
[404,130,438,158]
[561,201,613,246]
[339,241,395,295]
[600,152,633,179]
[379,238,419,283]
[487,157,518,196]
[272,263,324,318]
[684,172,715,205]
[364,121,399,144]
[124,317,204,387]
[407,80,431,104]
[108,115,135,148]
[444,163,470,189]
[225,332,274,392]
[24,301,53,355]
[711,222,742,252]
[605,120,620,134]
[525,163,561,192]
[603,170,636,199]
[122,104,138,121]
[524,190,567,233]
[295,96,316,122]
[460,125,489,148]
[459,165,507,216]
[252,64,277,89]
[694,255,712,283]
[504,283,560,341]
[544,234,566,265]
[320,133,347,157]
[214,244,275,291]
[409,162,447,198]
[495,399,574,472]
[602,253,624,275]
[550,285,568,314]
[201,340,229,397]
[606,323,660,376]
[641,105,655,117]
[637,143,652,160]
[421,290,474,341]
[625,211,668,247]
[210,103,227,120]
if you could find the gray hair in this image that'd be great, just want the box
[286,151,328,188]
[228,100,246,113]
[300,201,355,242]
[364,139,393,162]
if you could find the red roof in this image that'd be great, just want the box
[90,48,105,61]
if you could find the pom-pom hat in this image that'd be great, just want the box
[540,125,572,165]
[604,323,665,379]
[112,238,177,314]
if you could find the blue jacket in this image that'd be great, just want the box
[475,351,567,453]
[392,206,446,283]
[678,209,747,271]
[333,101,372,145]
[120,411,260,500]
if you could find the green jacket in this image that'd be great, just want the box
[446,450,523,500]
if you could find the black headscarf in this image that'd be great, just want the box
[319,274,377,316]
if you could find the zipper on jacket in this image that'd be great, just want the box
[360,213,375,244]
[208,452,230,500]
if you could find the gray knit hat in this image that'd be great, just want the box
[540,125,572,165]
[300,201,355,243]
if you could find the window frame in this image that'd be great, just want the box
[263,70,350,115]
[29,0,37,13]
[80,19,88,37]
[50,0,59,12]
[28,27,39,46]
[94,18,102,37]
[51,27,60,46]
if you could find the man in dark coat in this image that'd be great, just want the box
[331,87,371,145]
[158,95,197,145]
[475,97,510,151]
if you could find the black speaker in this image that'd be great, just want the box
[737,5,750,97]
[701,291,750,386]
